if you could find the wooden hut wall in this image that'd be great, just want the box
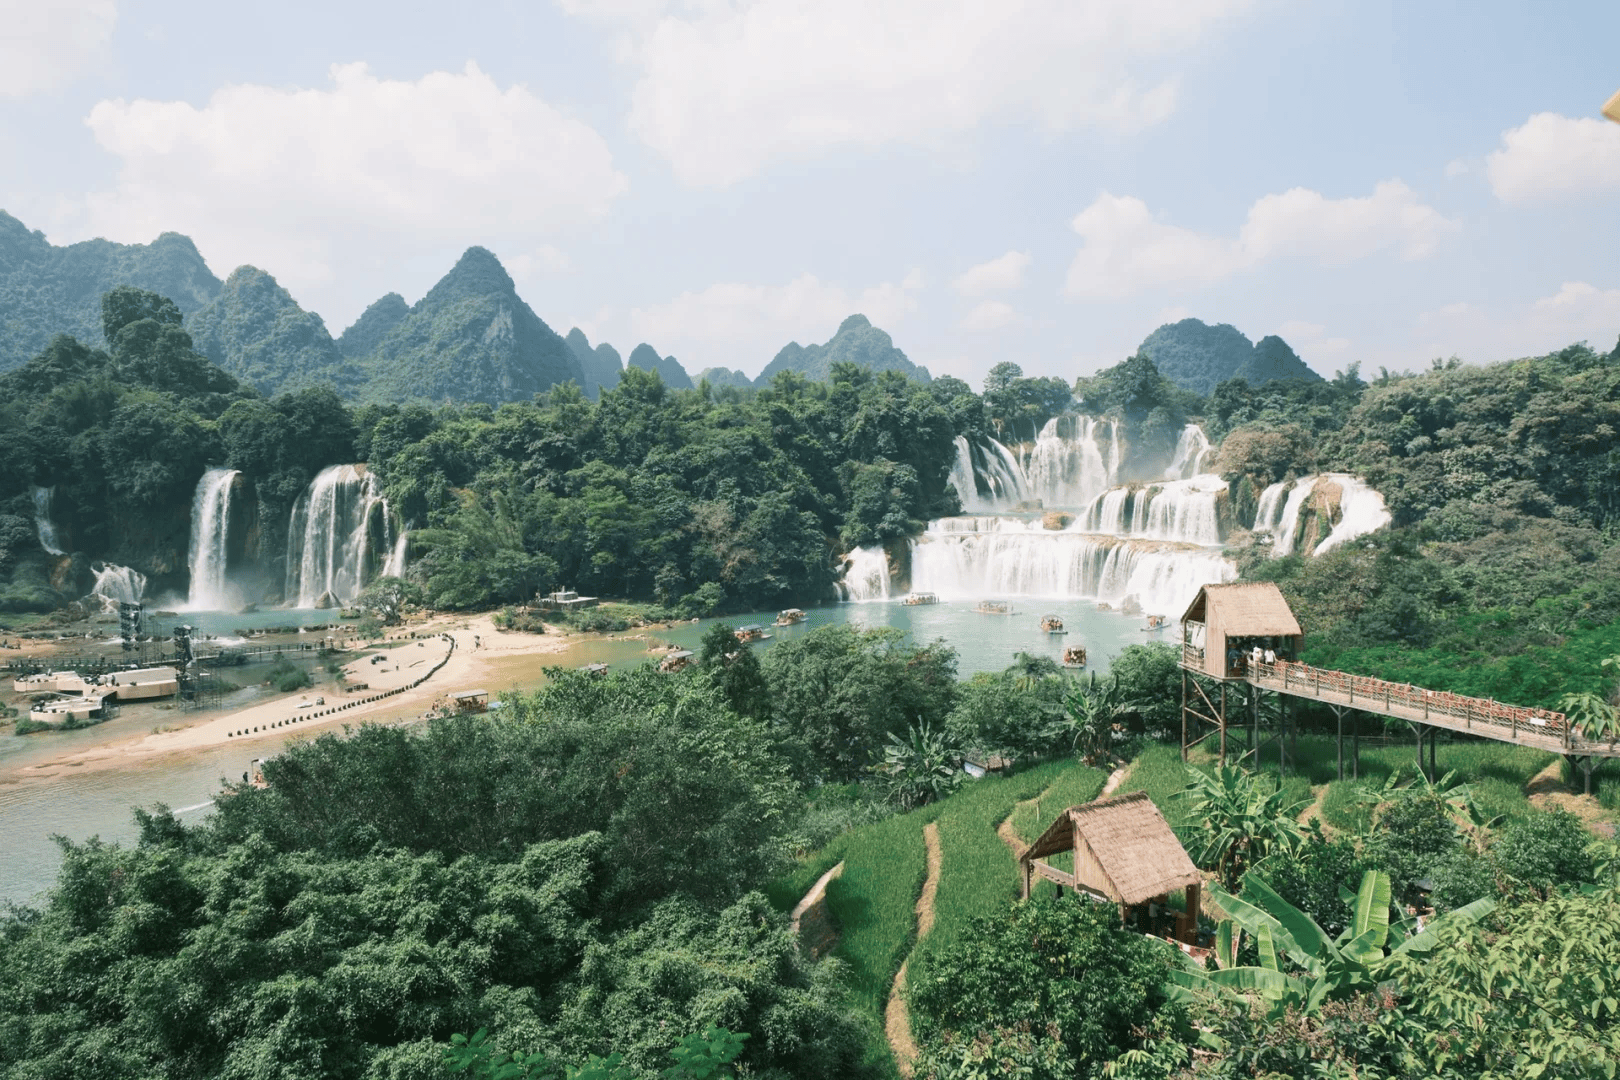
[1070,830,1116,902]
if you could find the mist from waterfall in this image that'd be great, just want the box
[187,468,239,609]
[91,564,146,611]
[1024,415,1118,509]
[285,465,389,607]
[32,487,65,556]
[837,545,892,601]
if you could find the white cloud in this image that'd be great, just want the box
[1064,181,1454,298]
[960,300,1025,331]
[569,0,1249,186]
[1274,319,1349,359]
[1409,281,1620,365]
[505,245,573,280]
[1486,112,1620,201]
[953,251,1031,296]
[0,0,116,98]
[626,270,924,373]
[78,62,626,322]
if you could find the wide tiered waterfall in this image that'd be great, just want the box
[841,417,1394,617]
[90,564,146,610]
[187,468,239,609]
[285,464,394,607]
[32,486,65,555]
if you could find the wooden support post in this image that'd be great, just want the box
[1181,669,1188,763]
[1220,682,1228,765]
[1252,684,1260,766]
[1336,706,1344,781]
[1429,728,1438,780]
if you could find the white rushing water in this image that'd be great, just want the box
[285,464,389,607]
[1024,415,1118,510]
[187,468,239,609]
[1164,424,1213,480]
[948,435,1029,513]
[32,486,65,555]
[838,545,892,601]
[382,530,410,579]
[1312,474,1393,554]
[1252,481,1288,534]
[1141,474,1226,545]
[1272,476,1317,556]
[908,517,1234,616]
[91,563,146,610]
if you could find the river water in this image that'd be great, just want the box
[0,597,1165,907]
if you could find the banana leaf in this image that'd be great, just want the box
[1387,896,1496,957]
[1351,870,1391,947]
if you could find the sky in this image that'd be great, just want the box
[2,0,1618,386]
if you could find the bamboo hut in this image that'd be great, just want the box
[1180,582,1302,680]
[1019,791,1203,943]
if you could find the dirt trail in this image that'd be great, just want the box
[996,762,1131,855]
[885,821,941,1077]
[1298,784,1332,830]
[789,861,844,959]
[1526,759,1615,837]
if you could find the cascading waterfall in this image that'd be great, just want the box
[32,486,65,555]
[90,563,146,611]
[187,468,239,609]
[1252,481,1288,534]
[1313,474,1392,554]
[837,545,892,601]
[285,464,388,607]
[949,435,1030,512]
[1164,424,1213,480]
[1270,477,1317,555]
[908,518,1234,616]
[1140,475,1225,545]
[382,530,410,579]
[1024,415,1118,509]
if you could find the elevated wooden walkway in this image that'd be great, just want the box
[1182,648,1619,760]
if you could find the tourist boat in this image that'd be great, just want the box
[774,608,807,626]
[901,592,939,606]
[659,649,694,673]
[1062,645,1088,668]
[1144,614,1170,632]
[734,625,772,643]
[1040,614,1066,634]
[975,600,1014,615]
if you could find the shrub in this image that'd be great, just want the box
[1491,808,1594,895]
[267,659,311,693]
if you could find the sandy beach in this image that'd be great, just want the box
[1,612,580,784]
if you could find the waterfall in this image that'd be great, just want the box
[382,529,410,579]
[837,545,892,601]
[187,468,239,609]
[1273,477,1318,555]
[285,464,388,607]
[1313,474,1393,554]
[907,517,1234,616]
[1251,481,1287,533]
[949,435,1030,513]
[1083,488,1131,534]
[1140,475,1225,545]
[32,487,65,555]
[91,563,146,610]
[1025,415,1116,509]
[1164,424,1213,480]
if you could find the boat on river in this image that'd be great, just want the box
[735,625,772,643]
[1062,645,1088,668]
[901,592,939,606]
[1144,614,1170,632]
[1040,614,1066,634]
[975,600,1014,615]
[775,608,807,626]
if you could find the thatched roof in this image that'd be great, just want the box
[1024,791,1201,906]
[1184,582,1301,637]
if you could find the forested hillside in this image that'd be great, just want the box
[756,313,932,385]
[0,211,222,371]
[1139,317,1318,394]
[187,266,354,395]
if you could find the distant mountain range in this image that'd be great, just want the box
[1137,318,1320,394]
[1,211,938,402]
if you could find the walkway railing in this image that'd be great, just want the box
[1246,658,1598,753]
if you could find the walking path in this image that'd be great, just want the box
[885,821,941,1077]
[789,860,845,960]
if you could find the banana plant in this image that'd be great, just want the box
[1166,869,1496,1019]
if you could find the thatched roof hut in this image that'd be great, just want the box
[1019,791,1204,942]
[1180,582,1303,679]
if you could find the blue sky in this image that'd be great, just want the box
[3,0,1618,385]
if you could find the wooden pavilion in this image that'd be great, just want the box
[1180,582,1303,680]
[1019,791,1203,943]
